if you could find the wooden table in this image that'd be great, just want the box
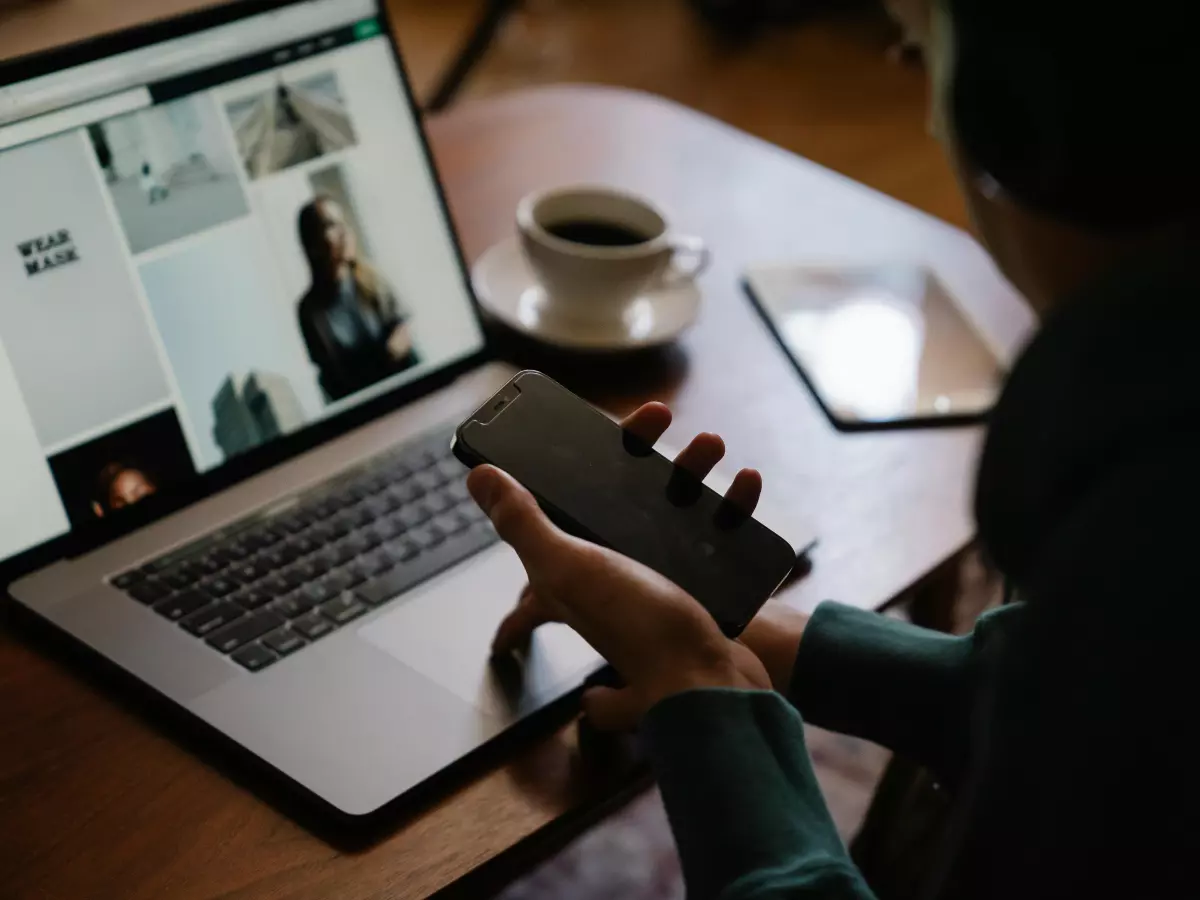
[0,9,1033,897]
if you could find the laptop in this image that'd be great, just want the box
[0,0,601,819]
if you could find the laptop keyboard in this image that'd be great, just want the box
[110,426,498,673]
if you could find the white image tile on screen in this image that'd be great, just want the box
[139,220,325,471]
[0,335,69,559]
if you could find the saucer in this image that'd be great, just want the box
[472,237,701,352]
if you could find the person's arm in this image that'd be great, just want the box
[742,599,1015,787]
[794,602,1014,786]
[470,398,877,899]
[644,689,876,900]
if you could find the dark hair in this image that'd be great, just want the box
[297,195,392,317]
[297,195,336,278]
[946,0,1197,231]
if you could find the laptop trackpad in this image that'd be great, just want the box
[357,543,599,718]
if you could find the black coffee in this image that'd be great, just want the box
[545,219,651,247]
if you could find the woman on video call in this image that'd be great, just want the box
[296,196,418,403]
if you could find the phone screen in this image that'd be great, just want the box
[454,371,796,636]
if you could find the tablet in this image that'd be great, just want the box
[744,263,1005,431]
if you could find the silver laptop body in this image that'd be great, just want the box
[1,0,600,818]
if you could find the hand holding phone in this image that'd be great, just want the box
[465,462,775,731]
[454,371,797,637]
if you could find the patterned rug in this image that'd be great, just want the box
[499,727,891,900]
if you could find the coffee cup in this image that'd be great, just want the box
[516,185,710,324]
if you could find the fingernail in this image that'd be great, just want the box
[467,467,500,514]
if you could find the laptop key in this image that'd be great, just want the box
[153,589,211,621]
[290,558,326,582]
[277,565,309,590]
[278,512,310,534]
[112,570,144,590]
[216,539,254,563]
[341,560,371,588]
[325,516,353,540]
[358,526,500,607]
[288,534,321,556]
[379,539,419,567]
[371,517,403,541]
[320,593,368,625]
[292,611,335,641]
[301,579,337,605]
[337,532,371,557]
[231,643,277,672]
[181,601,244,637]
[195,553,226,576]
[161,568,197,592]
[272,592,316,619]
[321,569,354,594]
[413,469,442,493]
[424,491,454,514]
[396,504,431,530]
[143,557,176,576]
[257,574,292,598]
[232,587,273,610]
[457,500,488,523]
[433,512,468,537]
[263,628,307,657]
[207,611,285,654]
[409,525,445,551]
[390,480,421,504]
[386,458,412,480]
[257,546,289,570]
[201,576,239,598]
[347,504,376,528]
[410,448,438,470]
[127,579,171,605]
[359,551,392,578]
[230,559,270,585]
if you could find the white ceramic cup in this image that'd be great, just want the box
[516,186,710,324]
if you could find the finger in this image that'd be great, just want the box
[620,402,672,446]
[673,433,726,480]
[724,468,763,514]
[468,466,562,567]
[581,685,645,733]
[492,595,554,656]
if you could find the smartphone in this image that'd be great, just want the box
[452,371,797,636]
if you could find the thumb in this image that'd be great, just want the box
[581,686,645,733]
[468,465,561,568]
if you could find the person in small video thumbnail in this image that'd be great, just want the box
[296,196,419,403]
[92,462,157,518]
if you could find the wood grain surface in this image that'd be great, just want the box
[0,4,1033,898]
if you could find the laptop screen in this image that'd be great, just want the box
[0,0,485,568]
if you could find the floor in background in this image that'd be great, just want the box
[385,1,959,896]
[390,0,967,230]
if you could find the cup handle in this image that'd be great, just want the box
[660,235,711,287]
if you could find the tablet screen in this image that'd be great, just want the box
[745,264,1004,428]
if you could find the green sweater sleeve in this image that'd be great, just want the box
[788,602,1014,784]
[642,689,876,900]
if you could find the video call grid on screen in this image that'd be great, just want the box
[0,0,485,563]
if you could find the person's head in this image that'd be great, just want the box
[893,0,1197,314]
[297,196,358,281]
[91,463,156,518]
